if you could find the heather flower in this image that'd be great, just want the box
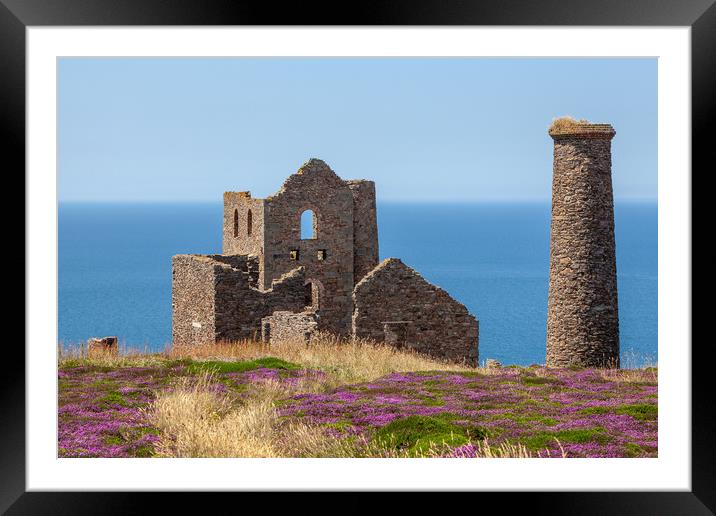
[59,359,657,458]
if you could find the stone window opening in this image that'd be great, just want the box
[247,209,253,236]
[233,209,239,237]
[304,282,313,308]
[300,209,317,240]
[304,280,321,310]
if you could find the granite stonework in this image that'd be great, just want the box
[261,160,357,335]
[87,336,118,358]
[353,258,479,366]
[261,311,319,344]
[172,254,307,346]
[546,121,620,368]
[172,158,479,364]
[345,180,379,283]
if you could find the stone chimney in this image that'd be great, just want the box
[546,118,620,368]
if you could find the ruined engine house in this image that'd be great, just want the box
[172,158,479,365]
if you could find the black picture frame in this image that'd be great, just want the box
[3,0,709,513]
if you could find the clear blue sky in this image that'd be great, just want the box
[58,58,657,202]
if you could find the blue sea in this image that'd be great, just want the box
[58,202,657,366]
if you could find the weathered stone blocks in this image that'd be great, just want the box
[260,159,356,335]
[352,258,479,365]
[87,336,118,358]
[346,179,379,283]
[172,158,478,366]
[219,159,379,337]
[172,254,307,346]
[261,311,318,344]
[546,119,620,368]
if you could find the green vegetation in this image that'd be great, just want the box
[372,414,488,455]
[521,427,608,451]
[89,379,117,389]
[132,445,155,457]
[96,391,129,407]
[521,375,561,386]
[58,339,658,458]
[417,396,445,407]
[186,357,302,374]
[500,413,558,426]
[325,421,356,432]
[579,403,658,421]
[104,435,124,445]
[624,443,646,458]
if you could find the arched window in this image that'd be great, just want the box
[233,209,239,237]
[247,209,252,236]
[300,210,316,240]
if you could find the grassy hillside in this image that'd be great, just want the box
[58,335,657,458]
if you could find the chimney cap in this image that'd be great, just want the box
[548,117,615,139]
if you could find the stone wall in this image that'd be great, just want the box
[346,180,379,284]
[261,310,318,344]
[262,159,356,336]
[172,254,308,346]
[352,258,479,365]
[546,121,620,368]
[172,254,219,347]
[214,259,308,342]
[176,157,474,364]
[218,160,381,337]
[222,192,267,287]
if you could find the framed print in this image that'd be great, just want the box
[3,0,710,513]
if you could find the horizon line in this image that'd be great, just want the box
[57,197,658,204]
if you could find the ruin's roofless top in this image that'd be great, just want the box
[548,117,616,139]
[224,159,361,201]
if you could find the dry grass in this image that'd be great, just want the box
[598,349,657,383]
[549,116,590,132]
[60,333,657,385]
[147,371,543,458]
[62,334,655,458]
[620,348,658,370]
[167,332,477,384]
[149,374,278,457]
[599,366,658,384]
[462,440,540,459]
[148,372,368,458]
[58,341,167,368]
[60,333,656,386]
[144,351,569,459]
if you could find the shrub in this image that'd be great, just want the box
[372,414,488,455]
[521,427,608,451]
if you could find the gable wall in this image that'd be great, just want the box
[262,160,355,335]
[352,259,478,365]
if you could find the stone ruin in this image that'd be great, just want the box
[172,158,479,365]
[87,336,118,358]
[546,118,620,368]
